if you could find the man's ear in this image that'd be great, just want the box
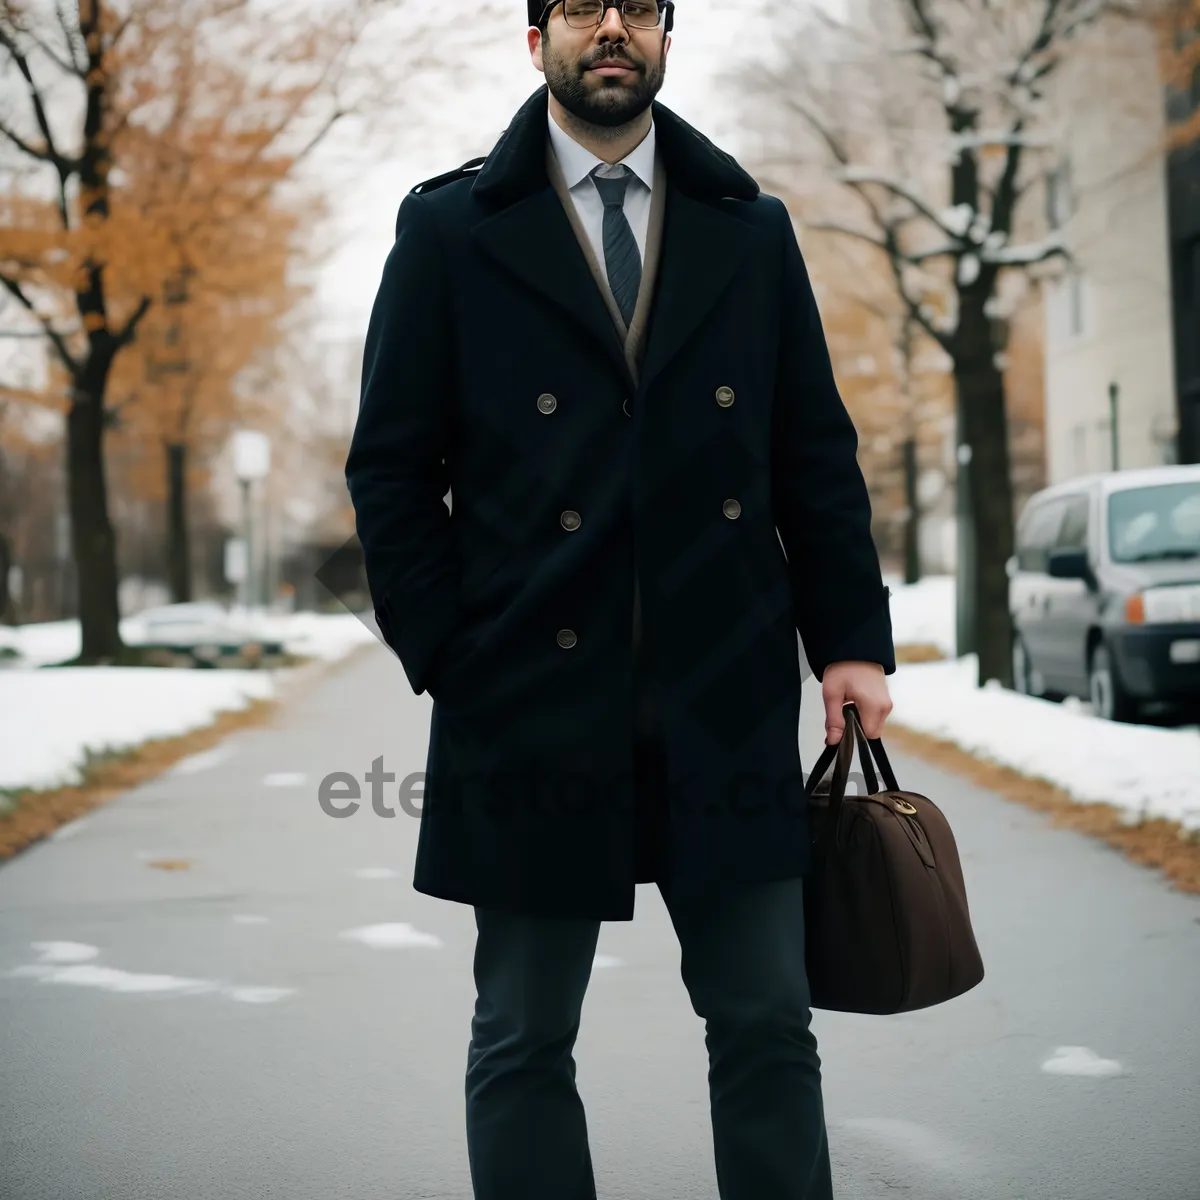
[528,26,545,72]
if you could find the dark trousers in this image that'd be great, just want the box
[464,872,834,1199]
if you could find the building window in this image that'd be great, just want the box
[1047,157,1073,230]
[1067,269,1085,338]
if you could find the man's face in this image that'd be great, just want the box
[531,3,670,128]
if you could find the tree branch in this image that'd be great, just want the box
[54,0,85,75]
[0,22,79,178]
[807,220,953,353]
[113,296,154,350]
[0,273,79,377]
[838,167,966,241]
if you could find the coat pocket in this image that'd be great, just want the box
[426,619,500,706]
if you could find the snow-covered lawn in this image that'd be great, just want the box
[883,574,1200,834]
[0,611,379,792]
[887,656,1200,833]
[884,573,956,657]
[0,668,278,792]
[0,607,379,670]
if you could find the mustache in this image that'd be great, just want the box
[581,47,641,70]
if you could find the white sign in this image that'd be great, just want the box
[225,538,248,584]
[232,430,271,481]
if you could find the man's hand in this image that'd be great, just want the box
[822,661,892,744]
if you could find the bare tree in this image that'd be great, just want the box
[735,0,1139,688]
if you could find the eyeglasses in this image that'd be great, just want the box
[539,0,673,32]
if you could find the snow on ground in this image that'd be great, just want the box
[0,608,379,670]
[0,610,379,792]
[0,667,277,791]
[884,573,957,656]
[887,656,1200,833]
[881,574,1200,833]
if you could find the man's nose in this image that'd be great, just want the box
[596,4,628,39]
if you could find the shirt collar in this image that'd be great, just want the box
[547,108,656,192]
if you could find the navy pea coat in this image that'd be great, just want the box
[345,85,896,921]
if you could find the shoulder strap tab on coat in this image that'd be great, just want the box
[409,156,487,196]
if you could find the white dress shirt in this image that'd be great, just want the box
[547,109,655,276]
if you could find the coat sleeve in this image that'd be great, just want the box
[769,200,896,683]
[345,192,460,696]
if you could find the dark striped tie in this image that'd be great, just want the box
[591,166,642,327]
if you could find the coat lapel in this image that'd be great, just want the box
[623,154,667,384]
[472,188,633,388]
[638,185,755,396]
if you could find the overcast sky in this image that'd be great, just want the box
[310,0,772,343]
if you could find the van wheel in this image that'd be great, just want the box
[1012,636,1040,697]
[1089,644,1138,723]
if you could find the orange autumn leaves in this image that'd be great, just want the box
[1,0,366,456]
[1158,0,1200,148]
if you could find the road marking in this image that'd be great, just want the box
[338,923,443,949]
[225,986,294,1004]
[262,772,306,787]
[593,954,624,969]
[1040,1045,1124,1077]
[233,914,270,924]
[8,942,294,1002]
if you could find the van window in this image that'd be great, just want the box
[1056,494,1090,551]
[1108,481,1200,563]
[1017,498,1068,572]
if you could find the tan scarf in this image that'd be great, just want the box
[545,141,667,385]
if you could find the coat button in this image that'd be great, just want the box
[716,386,735,407]
[537,393,557,414]
[722,498,742,520]
[560,510,581,531]
[622,397,632,416]
[557,629,577,649]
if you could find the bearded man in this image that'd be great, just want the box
[345,3,896,1196]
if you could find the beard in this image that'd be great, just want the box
[543,39,665,129]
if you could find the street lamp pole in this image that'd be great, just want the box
[1109,381,1120,471]
[231,430,270,614]
[240,477,252,609]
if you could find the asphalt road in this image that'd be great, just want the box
[2,638,1199,1200]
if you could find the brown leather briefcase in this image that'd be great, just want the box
[803,704,985,1014]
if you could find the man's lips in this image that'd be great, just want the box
[588,59,636,74]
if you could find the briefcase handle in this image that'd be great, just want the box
[804,705,901,845]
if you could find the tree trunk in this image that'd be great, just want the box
[902,436,921,585]
[165,441,192,602]
[0,532,13,624]
[954,292,1015,689]
[67,366,125,663]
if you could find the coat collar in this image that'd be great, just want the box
[472,85,759,209]
[546,107,657,193]
[470,85,759,393]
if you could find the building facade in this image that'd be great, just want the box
[1041,17,1181,483]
